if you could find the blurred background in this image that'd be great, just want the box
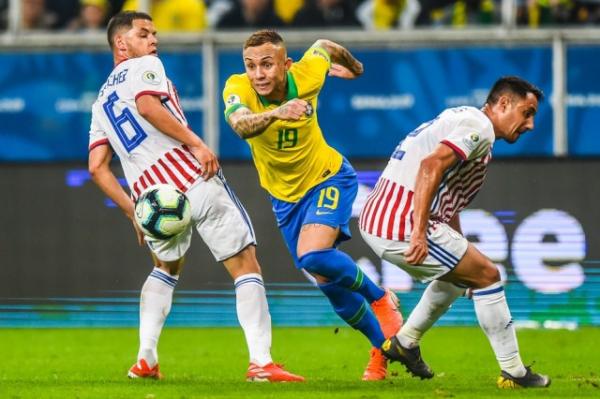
[0,0,598,329]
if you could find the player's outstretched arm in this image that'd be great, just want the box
[405,144,459,265]
[313,39,363,79]
[88,144,145,245]
[227,99,308,139]
[136,94,219,179]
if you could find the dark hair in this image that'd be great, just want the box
[107,11,152,49]
[486,76,544,105]
[244,29,284,50]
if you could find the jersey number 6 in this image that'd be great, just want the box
[103,92,147,153]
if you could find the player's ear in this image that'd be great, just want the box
[498,95,510,112]
[284,57,292,70]
[114,33,127,52]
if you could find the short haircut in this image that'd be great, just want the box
[486,76,544,105]
[243,29,284,50]
[106,11,152,49]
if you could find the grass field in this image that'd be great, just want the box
[0,326,598,398]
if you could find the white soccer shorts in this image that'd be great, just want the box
[360,222,468,283]
[145,175,256,262]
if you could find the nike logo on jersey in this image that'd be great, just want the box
[315,210,333,215]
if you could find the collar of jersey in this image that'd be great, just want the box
[258,71,298,106]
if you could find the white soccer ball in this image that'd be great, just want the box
[134,184,191,239]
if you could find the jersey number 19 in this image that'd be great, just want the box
[277,128,298,150]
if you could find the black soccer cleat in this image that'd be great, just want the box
[497,366,551,388]
[381,336,434,379]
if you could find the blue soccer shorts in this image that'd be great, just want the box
[270,158,358,267]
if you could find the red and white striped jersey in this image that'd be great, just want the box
[359,106,494,241]
[89,55,201,199]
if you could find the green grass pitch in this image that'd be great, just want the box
[1,326,598,398]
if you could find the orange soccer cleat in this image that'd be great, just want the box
[246,362,305,382]
[128,359,163,380]
[362,347,388,381]
[371,289,403,338]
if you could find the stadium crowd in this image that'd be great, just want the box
[1,0,600,32]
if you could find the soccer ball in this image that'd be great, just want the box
[134,184,192,240]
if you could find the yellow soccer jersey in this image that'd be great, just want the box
[223,46,343,203]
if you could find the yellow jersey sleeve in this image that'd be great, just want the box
[291,46,331,99]
[223,74,252,120]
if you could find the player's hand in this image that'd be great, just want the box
[404,234,428,265]
[328,62,363,79]
[274,99,308,121]
[131,219,145,246]
[189,142,220,180]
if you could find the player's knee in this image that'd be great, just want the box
[478,262,501,288]
[312,273,330,284]
[297,242,324,259]
[298,248,334,276]
[296,247,310,259]
[223,245,262,277]
[297,250,321,274]
[154,257,184,276]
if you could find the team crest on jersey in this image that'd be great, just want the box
[142,71,161,85]
[463,133,480,150]
[226,94,241,106]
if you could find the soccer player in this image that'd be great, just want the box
[359,76,550,388]
[223,30,403,381]
[88,11,303,382]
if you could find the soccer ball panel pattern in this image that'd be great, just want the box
[134,184,191,240]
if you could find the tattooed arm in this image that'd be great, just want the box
[313,39,363,78]
[227,98,308,139]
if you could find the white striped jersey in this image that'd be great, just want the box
[89,55,202,199]
[359,106,494,241]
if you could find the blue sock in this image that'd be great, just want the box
[319,281,385,347]
[299,248,385,303]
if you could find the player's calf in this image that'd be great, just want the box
[299,248,385,303]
